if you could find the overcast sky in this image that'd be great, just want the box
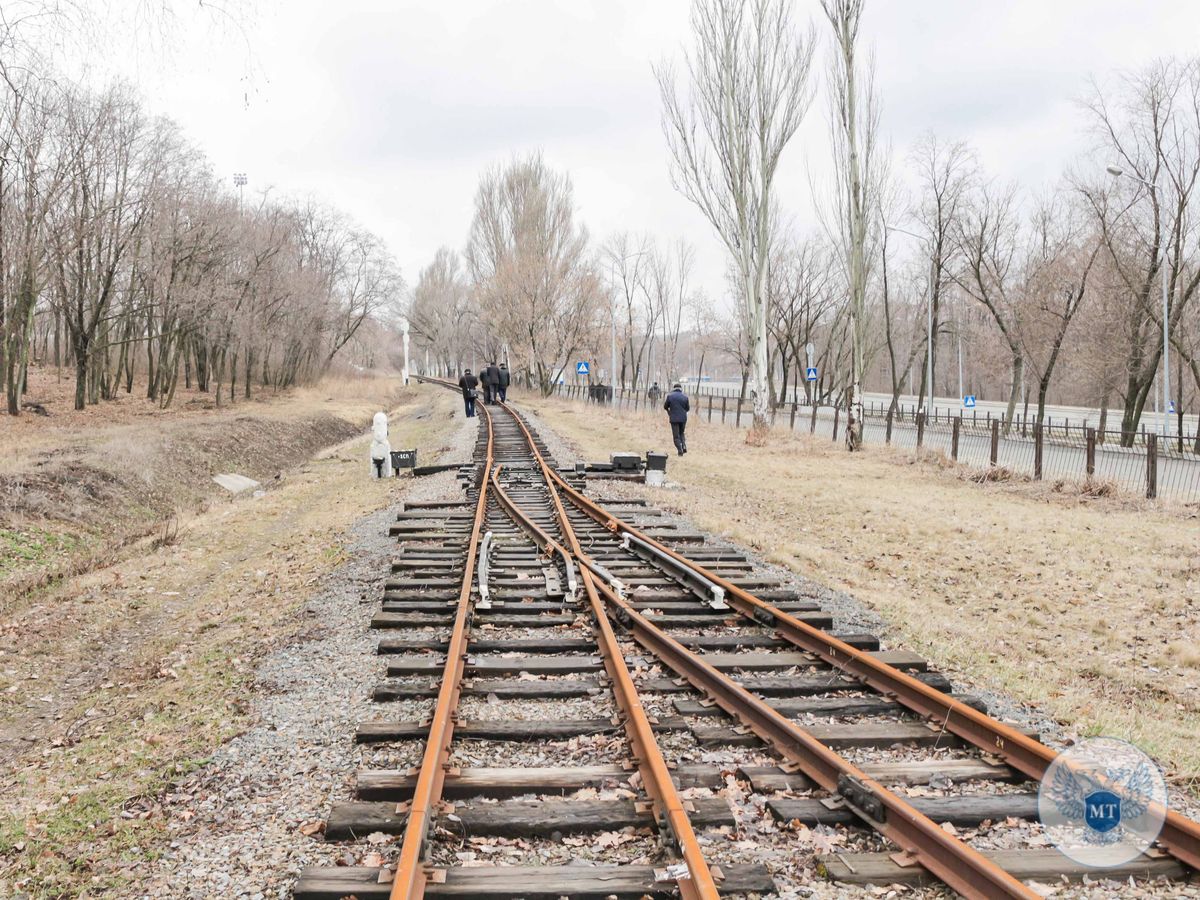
[94,0,1200,303]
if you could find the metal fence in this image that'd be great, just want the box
[551,384,1200,504]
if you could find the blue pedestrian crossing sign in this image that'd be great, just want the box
[1169,400,1177,414]
[963,395,976,408]
[576,361,590,375]
[805,366,818,382]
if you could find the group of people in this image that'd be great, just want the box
[456,364,691,459]
[457,361,509,418]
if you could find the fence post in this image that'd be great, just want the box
[790,401,797,430]
[735,398,743,428]
[1146,433,1158,499]
[1086,427,1096,477]
[721,396,728,425]
[951,418,960,461]
[707,394,713,423]
[885,407,894,444]
[1034,424,1044,480]
[810,401,818,434]
[990,419,999,465]
[916,411,925,448]
[832,404,840,442]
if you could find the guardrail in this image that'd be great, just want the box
[550,383,1200,504]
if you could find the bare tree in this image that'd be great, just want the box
[409,246,469,375]
[650,239,693,385]
[657,0,816,441]
[953,180,1025,430]
[466,153,601,396]
[909,133,976,414]
[822,0,881,450]
[1080,58,1200,443]
[767,233,837,405]
[603,232,656,390]
[1019,197,1100,426]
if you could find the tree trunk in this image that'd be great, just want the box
[1003,355,1022,436]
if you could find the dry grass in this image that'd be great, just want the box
[0,365,407,471]
[0,366,413,600]
[0,387,460,897]
[526,397,1200,790]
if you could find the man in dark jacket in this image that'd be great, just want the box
[497,363,511,402]
[458,369,479,418]
[481,361,501,404]
[663,383,689,456]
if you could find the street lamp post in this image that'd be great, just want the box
[401,320,410,385]
[885,224,935,417]
[1108,165,1171,435]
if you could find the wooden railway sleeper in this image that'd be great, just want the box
[527,424,1200,879]
[488,456,721,898]
[492,397,1039,900]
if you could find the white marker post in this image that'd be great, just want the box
[401,320,410,386]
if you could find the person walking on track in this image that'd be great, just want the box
[481,361,501,405]
[663,382,689,456]
[458,368,479,418]
[497,363,510,402]
[478,363,493,405]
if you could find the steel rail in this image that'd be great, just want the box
[536,451,1200,874]
[493,401,1037,899]
[489,463,576,599]
[389,403,496,899]
[487,461,721,899]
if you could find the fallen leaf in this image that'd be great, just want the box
[298,820,325,837]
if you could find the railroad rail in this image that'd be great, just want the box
[294,379,1199,898]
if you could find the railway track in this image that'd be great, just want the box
[294,381,1200,899]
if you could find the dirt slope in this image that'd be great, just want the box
[1,368,408,600]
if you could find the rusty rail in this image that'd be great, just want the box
[488,463,721,899]
[389,403,496,899]
[492,403,1038,899]
[537,456,1200,875]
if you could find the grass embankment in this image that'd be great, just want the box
[0,380,460,898]
[0,368,410,600]
[525,396,1200,791]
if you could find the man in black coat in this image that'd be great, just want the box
[497,363,511,402]
[481,361,501,404]
[663,382,689,456]
[458,369,479,418]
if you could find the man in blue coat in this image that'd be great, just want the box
[663,383,689,456]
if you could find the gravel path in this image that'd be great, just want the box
[134,403,477,899]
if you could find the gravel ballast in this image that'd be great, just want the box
[135,404,478,899]
[132,397,1198,899]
